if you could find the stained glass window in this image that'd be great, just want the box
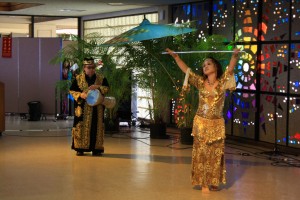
[262,0,290,41]
[259,95,287,145]
[191,2,210,32]
[289,97,300,147]
[171,0,300,148]
[235,0,259,42]
[260,44,289,94]
[172,4,192,23]
[291,0,300,40]
[172,2,210,33]
[236,45,257,91]
[212,0,234,41]
[290,43,300,94]
[224,91,234,136]
[232,93,256,139]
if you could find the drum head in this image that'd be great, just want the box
[86,89,101,106]
[103,96,116,109]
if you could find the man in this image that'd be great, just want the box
[69,57,109,156]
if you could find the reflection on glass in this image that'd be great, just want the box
[34,16,78,38]
[0,16,31,37]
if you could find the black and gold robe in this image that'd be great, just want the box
[69,72,109,153]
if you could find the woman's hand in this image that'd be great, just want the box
[165,48,189,73]
[228,48,241,74]
[232,48,240,58]
[165,48,179,59]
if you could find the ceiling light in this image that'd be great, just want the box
[59,9,85,12]
[107,3,125,6]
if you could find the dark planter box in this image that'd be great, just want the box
[150,123,169,139]
[105,118,119,132]
[180,127,193,145]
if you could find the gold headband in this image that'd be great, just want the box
[83,60,94,65]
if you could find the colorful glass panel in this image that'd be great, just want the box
[290,43,300,94]
[260,44,288,93]
[232,93,256,139]
[259,94,287,145]
[212,0,234,40]
[291,0,300,40]
[191,2,210,32]
[235,0,259,41]
[289,97,300,147]
[262,0,290,41]
[171,0,300,148]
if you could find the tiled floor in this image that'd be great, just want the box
[0,115,300,200]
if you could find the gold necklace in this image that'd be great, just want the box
[207,79,216,87]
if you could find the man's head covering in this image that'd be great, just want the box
[83,57,95,65]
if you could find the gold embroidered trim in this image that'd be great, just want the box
[70,91,81,101]
[75,106,82,117]
[76,72,105,92]
[99,86,109,95]
[72,122,89,149]
[95,105,104,149]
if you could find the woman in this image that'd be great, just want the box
[166,48,239,192]
[69,57,109,156]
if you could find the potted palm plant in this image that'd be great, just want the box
[99,54,132,131]
[121,37,179,138]
[50,33,131,128]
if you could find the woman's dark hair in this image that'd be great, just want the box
[200,57,223,79]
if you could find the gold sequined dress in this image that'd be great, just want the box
[188,68,236,187]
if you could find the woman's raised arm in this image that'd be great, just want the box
[227,48,240,75]
[165,48,189,73]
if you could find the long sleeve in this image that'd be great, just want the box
[222,67,236,91]
[99,77,109,95]
[69,78,83,102]
[188,70,203,90]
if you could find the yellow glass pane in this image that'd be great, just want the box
[244,37,252,42]
[251,45,257,54]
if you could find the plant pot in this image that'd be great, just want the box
[180,127,193,145]
[104,118,119,132]
[150,123,169,139]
